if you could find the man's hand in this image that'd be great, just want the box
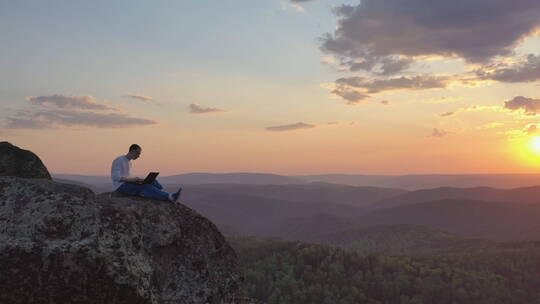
[120,177,143,183]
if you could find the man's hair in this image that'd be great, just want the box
[129,144,141,152]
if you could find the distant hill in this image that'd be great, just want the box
[361,199,540,240]
[53,172,306,188]
[161,173,305,185]
[370,185,540,210]
[176,188,365,237]
[298,174,540,190]
[177,183,405,208]
[53,174,111,188]
[54,172,540,190]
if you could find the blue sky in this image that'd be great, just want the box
[1,1,339,96]
[2,0,540,175]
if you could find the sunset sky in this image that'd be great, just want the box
[2,0,540,176]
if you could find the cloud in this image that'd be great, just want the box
[189,104,228,114]
[477,54,540,83]
[440,112,454,117]
[331,85,370,104]
[281,2,305,13]
[525,123,540,134]
[321,0,540,74]
[330,74,453,104]
[506,123,540,137]
[326,121,358,126]
[125,94,153,102]
[439,105,504,117]
[3,94,157,129]
[266,122,316,132]
[431,128,447,137]
[336,75,451,94]
[380,100,390,105]
[27,95,115,111]
[4,110,156,129]
[504,96,540,115]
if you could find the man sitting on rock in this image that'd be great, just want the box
[111,144,181,202]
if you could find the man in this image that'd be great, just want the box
[111,144,181,202]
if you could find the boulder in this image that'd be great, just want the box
[0,142,51,179]
[0,145,250,303]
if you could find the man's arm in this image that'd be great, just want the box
[119,176,143,183]
[111,158,142,184]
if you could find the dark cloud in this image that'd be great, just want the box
[477,54,540,83]
[380,100,390,105]
[331,75,452,105]
[125,94,153,102]
[4,110,156,129]
[337,75,450,94]
[377,57,414,76]
[321,0,540,73]
[331,85,370,104]
[331,74,452,104]
[189,104,228,114]
[431,128,447,137]
[504,96,540,115]
[266,122,316,132]
[3,94,157,129]
[28,95,115,111]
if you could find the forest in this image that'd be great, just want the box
[230,237,540,304]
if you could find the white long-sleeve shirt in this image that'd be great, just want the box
[111,155,132,190]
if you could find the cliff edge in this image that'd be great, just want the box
[0,142,247,304]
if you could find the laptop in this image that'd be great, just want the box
[129,172,159,185]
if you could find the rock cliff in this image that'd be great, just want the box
[0,141,51,179]
[0,143,247,303]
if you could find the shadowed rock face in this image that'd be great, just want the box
[0,142,51,179]
[0,144,249,304]
[0,177,246,303]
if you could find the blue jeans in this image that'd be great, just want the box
[117,179,170,201]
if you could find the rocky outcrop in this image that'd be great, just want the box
[0,143,248,303]
[0,142,51,179]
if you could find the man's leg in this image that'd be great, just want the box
[140,184,170,201]
[117,183,143,195]
[152,179,163,190]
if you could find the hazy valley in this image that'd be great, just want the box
[52,172,540,303]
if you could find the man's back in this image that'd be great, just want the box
[111,155,131,189]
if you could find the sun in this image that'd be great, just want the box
[531,136,540,154]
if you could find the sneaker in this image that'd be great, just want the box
[171,187,182,203]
